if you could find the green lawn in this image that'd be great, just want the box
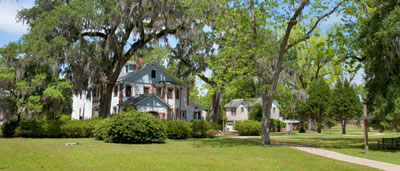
[268,125,400,165]
[0,137,377,170]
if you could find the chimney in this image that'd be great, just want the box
[136,54,144,70]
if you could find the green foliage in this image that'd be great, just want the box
[306,78,331,133]
[248,104,263,122]
[299,127,306,133]
[93,110,166,144]
[164,120,190,139]
[234,120,261,136]
[206,129,218,138]
[1,120,19,137]
[61,118,101,138]
[269,119,286,132]
[15,120,45,138]
[329,79,362,123]
[190,120,212,138]
[338,1,400,131]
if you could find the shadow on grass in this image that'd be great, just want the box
[274,136,400,152]
[193,138,261,148]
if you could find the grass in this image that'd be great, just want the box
[267,125,400,165]
[0,137,378,170]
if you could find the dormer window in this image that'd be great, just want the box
[151,70,156,78]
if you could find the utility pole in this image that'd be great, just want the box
[362,104,371,154]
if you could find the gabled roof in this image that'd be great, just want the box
[223,99,246,108]
[117,61,184,86]
[224,98,281,108]
[119,94,171,108]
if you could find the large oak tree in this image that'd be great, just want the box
[17,0,215,117]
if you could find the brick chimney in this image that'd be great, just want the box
[136,54,144,70]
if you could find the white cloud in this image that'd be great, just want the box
[0,1,34,35]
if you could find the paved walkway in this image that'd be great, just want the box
[221,136,400,171]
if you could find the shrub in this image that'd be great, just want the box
[43,119,63,137]
[59,115,72,122]
[93,118,110,140]
[1,120,19,137]
[15,120,45,138]
[206,129,218,138]
[61,118,101,138]
[93,110,166,144]
[234,120,260,136]
[164,120,190,139]
[190,120,212,138]
[269,119,286,132]
[299,127,306,133]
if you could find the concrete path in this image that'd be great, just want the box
[221,136,400,171]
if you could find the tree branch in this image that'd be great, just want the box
[81,32,106,38]
[124,26,183,60]
[287,0,345,49]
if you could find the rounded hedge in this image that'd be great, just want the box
[93,110,166,144]
[206,129,218,138]
[190,120,212,138]
[164,120,190,139]
[234,120,261,136]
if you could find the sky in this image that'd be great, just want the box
[0,0,364,95]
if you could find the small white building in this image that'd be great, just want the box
[71,57,207,121]
[223,98,281,131]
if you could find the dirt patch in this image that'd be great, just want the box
[242,158,263,161]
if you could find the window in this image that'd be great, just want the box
[126,85,132,97]
[156,87,162,97]
[194,111,201,120]
[231,108,236,116]
[248,107,252,112]
[167,88,173,99]
[125,65,128,73]
[79,92,82,99]
[181,111,187,119]
[114,85,118,96]
[176,89,180,99]
[151,70,156,78]
[144,87,150,95]
[273,107,276,113]
[241,107,244,112]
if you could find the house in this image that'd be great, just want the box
[223,98,281,131]
[71,56,208,121]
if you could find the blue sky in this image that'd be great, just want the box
[0,0,363,94]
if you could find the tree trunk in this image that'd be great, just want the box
[317,113,322,133]
[341,119,346,134]
[261,93,273,145]
[209,89,222,123]
[99,84,114,118]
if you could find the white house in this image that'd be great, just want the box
[71,57,208,121]
[223,98,281,131]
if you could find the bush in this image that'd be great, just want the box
[206,129,218,138]
[43,119,63,137]
[190,120,212,138]
[269,119,286,132]
[234,120,260,136]
[164,120,190,139]
[299,127,306,133]
[1,120,19,137]
[61,118,101,138]
[93,110,166,144]
[15,120,45,138]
